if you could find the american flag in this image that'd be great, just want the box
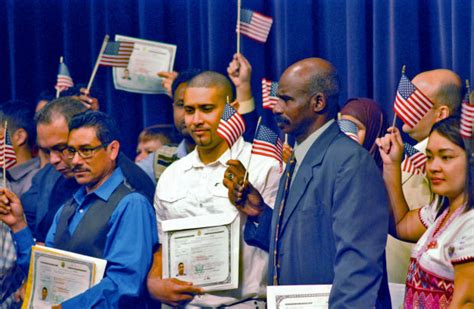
[217,104,246,147]
[338,119,360,143]
[402,143,427,175]
[394,74,434,128]
[460,92,474,138]
[55,62,74,92]
[0,128,17,169]
[262,78,279,110]
[99,41,134,68]
[237,8,273,43]
[252,124,283,169]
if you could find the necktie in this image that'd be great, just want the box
[272,155,297,285]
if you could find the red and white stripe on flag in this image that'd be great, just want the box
[217,104,246,147]
[237,9,273,43]
[460,101,474,138]
[99,41,134,68]
[0,136,17,170]
[55,75,74,92]
[394,74,434,128]
[262,78,279,110]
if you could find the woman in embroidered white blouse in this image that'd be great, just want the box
[377,116,474,308]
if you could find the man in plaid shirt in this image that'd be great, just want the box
[1,222,23,308]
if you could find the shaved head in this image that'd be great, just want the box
[187,71,234,101]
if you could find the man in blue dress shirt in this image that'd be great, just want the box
[0,111,158,308]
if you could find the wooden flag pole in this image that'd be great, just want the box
[87,34,110,92]
[243,116,262,183]
[392,65,406,128]
[55,56,64,98]
[3,121,7,189]
[237,0,241,54]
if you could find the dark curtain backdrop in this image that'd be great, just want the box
[1,0,472,158]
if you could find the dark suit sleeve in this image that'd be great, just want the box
[243,205,273,252]
[21,165,49,231]
[117,152,156,204]
[242,110,259,143]
[329,148,389,308]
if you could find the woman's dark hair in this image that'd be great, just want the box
[430,116,473,212]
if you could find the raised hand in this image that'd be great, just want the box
[0,188,27,232]
[158,71,179,98]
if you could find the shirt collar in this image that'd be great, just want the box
[73,167,125,206]
[176,139,189,159]
[7,157,40,181]
[415,138,428,153]
[183,137,246,171]
[294,119,335,164]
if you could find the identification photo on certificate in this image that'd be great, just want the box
[162,213,240,292]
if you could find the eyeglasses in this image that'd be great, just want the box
[63,143,109,160]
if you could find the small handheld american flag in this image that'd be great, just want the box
[338,119,360,143]
[55,62,74,92]
[0,127,17,170]
[394,73,434,128]
[217,104,246,147]
[99,41,134,68]
[460,88,474,138]
[262,78,279,110]
[251,124,283,169]
[237,8,273,43]
[402,143,427,175]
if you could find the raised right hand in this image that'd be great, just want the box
[146,277,204,307]
[375,127,405,166]
[0,188,27,232]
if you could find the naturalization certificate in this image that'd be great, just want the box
[22,246,106,309]
[162,213,240,292]
[113,34,176,94]
[267,285,331,309]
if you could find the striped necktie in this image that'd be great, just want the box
[272,155,297,285]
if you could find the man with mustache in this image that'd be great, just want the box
[224,58,391,308]
[0,111,157,307]
[21,97,155,244]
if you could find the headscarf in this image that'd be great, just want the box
[341,97,388,169]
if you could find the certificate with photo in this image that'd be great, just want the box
[162,212,240,292]
[267,285,331,309]
[113,34,176,94]
[22,246,106,309]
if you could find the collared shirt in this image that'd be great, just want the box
[12,167,158,308]
[6,157,41,198]
[155,137,281,307]
[293,119,334,180]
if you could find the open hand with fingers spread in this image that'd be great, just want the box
[223,160,265,217]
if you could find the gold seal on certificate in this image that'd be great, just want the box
[162,213,240,292]
[22,246,106,309]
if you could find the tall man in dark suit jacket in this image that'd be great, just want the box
[224,58,391,308]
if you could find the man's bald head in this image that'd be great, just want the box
[283,58,340,115]
[412,69,462,114]
[187,71,234,102]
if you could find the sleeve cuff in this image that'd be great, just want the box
[12,226,36,251]
[238,97,255,115]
